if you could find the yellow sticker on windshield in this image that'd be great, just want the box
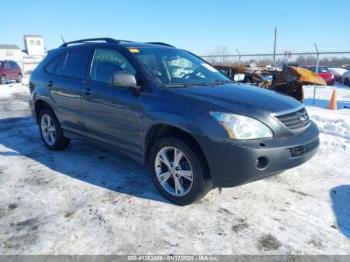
[129,48,140,53]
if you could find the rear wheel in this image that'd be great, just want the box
[39,108,69,150]
[16,74,22,83]
[149,137,212,205]
[344,78,350,87]
[0,75,6,85]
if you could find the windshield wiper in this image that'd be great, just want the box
[201,80,233,86]
[164,83,202,88]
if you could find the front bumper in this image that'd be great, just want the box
[197,121,319,187]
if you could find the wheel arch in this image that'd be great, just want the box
[34,99,57,123]
[144,124,211,180]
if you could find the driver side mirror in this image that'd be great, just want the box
[112,71,140,90]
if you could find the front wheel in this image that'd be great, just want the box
[344,78,350,87]
[149,137,212,205]
[39,108,69,150]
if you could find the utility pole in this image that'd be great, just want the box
[236,49,242,65]
[313,43,320,104]
[273,27,277,66]
[314,43,320,73]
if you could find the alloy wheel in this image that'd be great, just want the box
[1,76,6,85]
[41,114,56,146]
[154,146,194,197]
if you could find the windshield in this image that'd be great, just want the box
[130,47,230,87]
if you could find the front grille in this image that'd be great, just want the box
[275,107,310,132]
[289,139,319,157]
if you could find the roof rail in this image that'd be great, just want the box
[146,42,175,48]
[60,38,119,47]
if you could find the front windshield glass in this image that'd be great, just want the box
[130,47,230,86]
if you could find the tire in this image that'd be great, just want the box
[149,136,212,205]
[344,78,350,87]
[38,108,69,150]
[16,74,22,83]
[0,75,6,85]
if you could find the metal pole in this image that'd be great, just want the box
[273,27,277,66]
[236,49,241,65]
[314,43,320,74]
[313,43,320,104]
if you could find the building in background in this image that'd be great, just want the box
[0,44,22,61]
[0,35,46,75]
[23,35,45,57]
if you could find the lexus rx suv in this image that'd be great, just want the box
[0,60,22,84]
[29,38,319,205]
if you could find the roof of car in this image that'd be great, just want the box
[59,38,175,49]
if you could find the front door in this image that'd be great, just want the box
[4,61,14,80]
[81,47,143,156]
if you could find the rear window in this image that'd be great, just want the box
[63,49,90,79]
[10,61,19,69]
[45,54,66,74]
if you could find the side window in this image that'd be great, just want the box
[63,49,90,79]
[54,55,66,75]
[45,54,66,75]
[90,48,136,84]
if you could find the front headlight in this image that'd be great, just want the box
[210,112,273,139]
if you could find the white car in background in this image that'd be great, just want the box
[328,67,348,83]
[341,70,350,86]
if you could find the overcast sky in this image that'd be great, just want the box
[1,0,349,55]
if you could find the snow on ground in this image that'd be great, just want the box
[0,80,349,255]
[304,83,350,110]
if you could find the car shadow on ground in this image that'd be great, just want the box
[0,116,171,205]
[330,185,350,239]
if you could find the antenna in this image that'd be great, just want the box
[61,36,65,44]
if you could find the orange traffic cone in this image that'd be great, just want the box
[328,89,337,110]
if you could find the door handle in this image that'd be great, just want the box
[47,81,53,87]
[83,88,92,95]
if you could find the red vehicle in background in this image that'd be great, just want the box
[0,60,22,85]
[302,65,335,85]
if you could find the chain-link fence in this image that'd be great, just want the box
[201,51,350,69]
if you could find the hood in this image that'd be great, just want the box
[172,83,302,114]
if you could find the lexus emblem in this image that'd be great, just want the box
[297,112,308,122]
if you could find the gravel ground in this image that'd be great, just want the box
[0,82,349,255]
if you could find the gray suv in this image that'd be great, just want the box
[29,38,319,205]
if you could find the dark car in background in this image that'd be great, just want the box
[302,65,335,85]
[29,38,319,205]
[0,60,22,84]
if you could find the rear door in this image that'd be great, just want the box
[47,47,91,133]
[4,61,13,80]
[81,47,143,156]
